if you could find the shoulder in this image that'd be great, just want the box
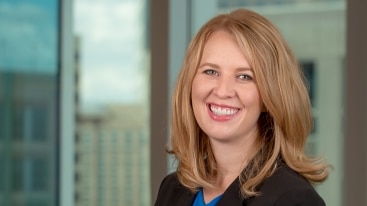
[247,165,325,206]
[158,172,180,189]
[154,172,196,206]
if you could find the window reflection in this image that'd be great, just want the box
[74,0,150,205]
[0,0,59,206]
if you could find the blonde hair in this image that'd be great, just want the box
[168,8,329,197]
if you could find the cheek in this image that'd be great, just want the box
[191,77,207,101]
[191,78,202,121]
[240,88,263,109]
[191,77,212,121]
[191,78,200,110]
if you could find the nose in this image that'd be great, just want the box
[213,76,236,98]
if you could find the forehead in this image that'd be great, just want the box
[200,30,251,68]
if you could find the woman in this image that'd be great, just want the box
[155,8,329,206]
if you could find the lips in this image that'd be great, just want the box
[208,104,240,116]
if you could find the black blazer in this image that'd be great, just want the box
[154,165,325,206]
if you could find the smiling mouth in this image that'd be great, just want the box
[209,104,240,116]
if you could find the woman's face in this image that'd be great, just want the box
[191,30,263,144]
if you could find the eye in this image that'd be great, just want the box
[238,74,253,80]
[203,69,218,76]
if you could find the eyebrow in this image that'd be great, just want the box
[198,62,219,69]
[198,62,253,72]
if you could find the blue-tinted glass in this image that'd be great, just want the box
[300,61,316,106]
[0,0,59,206]
[0,0,58,73]
[0,102,6,141]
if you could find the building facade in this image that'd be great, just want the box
[75,105,150,206]
[0,1,60,206]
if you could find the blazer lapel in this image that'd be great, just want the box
[175,188,196,206]
[217,177,245,206]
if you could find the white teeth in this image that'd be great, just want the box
[210,105,239,116]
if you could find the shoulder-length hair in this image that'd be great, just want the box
[168,8,329,197]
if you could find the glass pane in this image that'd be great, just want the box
[73,0,150,205]
[0,0,59,205]
[186,0,345,205]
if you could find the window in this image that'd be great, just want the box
[0,0,59,205]
[74,0,150,205]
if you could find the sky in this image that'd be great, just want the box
[0,0,148,109]
[0,0,58,73]
[74,0,148,108]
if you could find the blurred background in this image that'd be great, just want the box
[0,0,365,205]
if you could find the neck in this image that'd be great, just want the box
[202,139,258,203]
[214,144,251,180]
[202,131,260,203]
[209,138,258,187]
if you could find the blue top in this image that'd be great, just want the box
[192,188,223,206]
